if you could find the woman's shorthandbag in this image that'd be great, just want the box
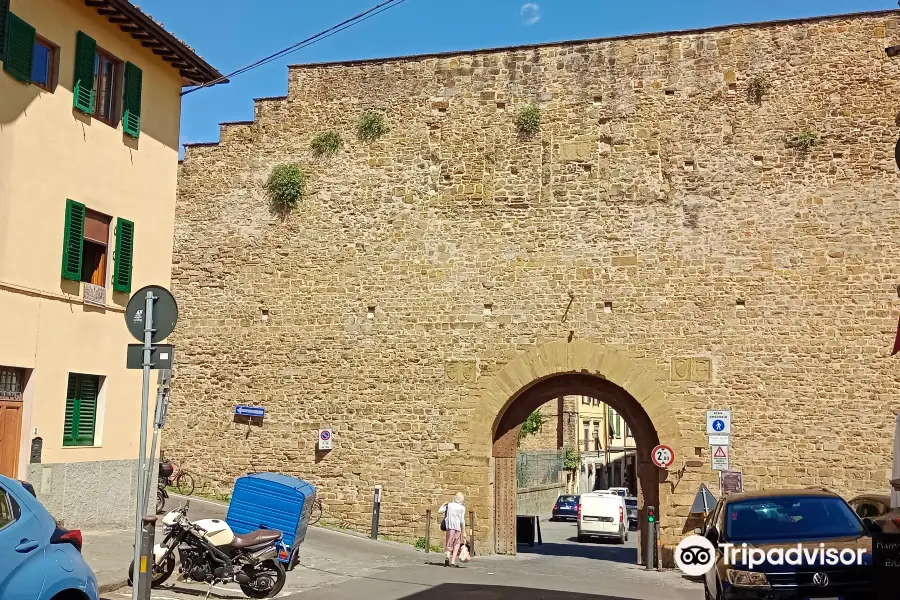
[440,503,448,531]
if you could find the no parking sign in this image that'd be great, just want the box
[318,428,333,451]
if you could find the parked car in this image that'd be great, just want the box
[550,494,579,521]
[607,487,629,497]
[847,493,900,534]
[700,488,874,599]
[0,474,99,600]
[577,492,627,544]
[624,496,638,530]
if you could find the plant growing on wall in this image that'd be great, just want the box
[563,448,581,472]
[515,105,542,137]
[788,129,819,152]
[265,163,305,216]
[517,410,545,441]
[746,75,771,105]
[357,111,388,142]
[310,131,343,158]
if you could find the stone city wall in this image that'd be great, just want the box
[169,10,900,553]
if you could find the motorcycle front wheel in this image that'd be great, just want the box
[239,558,286,599]
[127,553,176,588]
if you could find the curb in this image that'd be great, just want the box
[98,574,129,594]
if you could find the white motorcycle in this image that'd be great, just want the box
[129,502,287,598]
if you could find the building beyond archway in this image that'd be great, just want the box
[472,340,684,563]
[493,373,659,558]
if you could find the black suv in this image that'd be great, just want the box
[701,489,875,599]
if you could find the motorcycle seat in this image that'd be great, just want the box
[231,529,283,549]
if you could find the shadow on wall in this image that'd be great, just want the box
[399,583,644,599]
[0,68,178,153]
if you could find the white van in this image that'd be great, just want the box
[577,492,628,543]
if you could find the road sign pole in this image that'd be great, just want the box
[142,370,171,515]
[132,290,154,600]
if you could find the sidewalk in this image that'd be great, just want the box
[83,493,226,593]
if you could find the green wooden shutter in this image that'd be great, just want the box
[3,12,35,83]
[62,374,79,446]
[75,375,98,446]
[113,218,134,293]
[61,199,85,281]
[73,30,96,114]
[122,62,142,137]
[0,0,10,61]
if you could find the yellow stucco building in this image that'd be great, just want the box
[0,0,221,528]
[576,396,637,495]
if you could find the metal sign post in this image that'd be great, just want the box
[143,369,171,516]
[132,289,154,600]
[124,285,178,600]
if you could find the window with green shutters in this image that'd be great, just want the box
[122,62,142,137]
[72,30,96,114]
[61,199,86,281]
[2,12,35,83]
[63,373,100,447]
[113,218,134,293]
[0,0,10,61]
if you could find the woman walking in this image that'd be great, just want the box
[439,492,466,567]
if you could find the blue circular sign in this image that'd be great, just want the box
[712,419,725,432]
[320,430,331,441]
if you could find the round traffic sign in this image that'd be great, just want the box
[712,419,726,432]
[651,444,675,469]
[125,285,179,343]
[320,430,331,441]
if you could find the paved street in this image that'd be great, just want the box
[101,503,701,600]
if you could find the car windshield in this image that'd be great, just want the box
[726,496,864,542]
[558,496,576,503]
[625,499,637,508]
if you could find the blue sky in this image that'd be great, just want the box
[135,0,894,150]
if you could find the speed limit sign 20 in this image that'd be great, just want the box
[651,444,675,469]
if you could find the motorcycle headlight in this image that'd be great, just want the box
[726,569,770,589]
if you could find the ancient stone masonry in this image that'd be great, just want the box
[170,10,900,555]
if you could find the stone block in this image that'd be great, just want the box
[611,255,638,266]
[558,141,593,161]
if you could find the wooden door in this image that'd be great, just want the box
[0,401,23,478]
[494,457,517,555]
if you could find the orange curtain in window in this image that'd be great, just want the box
[91,253,105,286]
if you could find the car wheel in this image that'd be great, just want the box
[577,534,587,543]
[624,529,629,542]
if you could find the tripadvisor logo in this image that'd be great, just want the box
[675,535,716,576]
[675,534,867,576]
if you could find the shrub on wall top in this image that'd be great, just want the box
[357,111,388,142]
[266,164,304,216]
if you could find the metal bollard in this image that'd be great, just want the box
[655,521,662,572]
[371,485,382,540]
[137,516,157,600]
[425,509,432,553]
[469,511,476,557]
[644,506,656,571]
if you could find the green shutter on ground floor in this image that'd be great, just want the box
[62,373,99,447]
[2,12,35,83]
[61,199,85,281]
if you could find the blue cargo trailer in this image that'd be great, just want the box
[226,473,316,569]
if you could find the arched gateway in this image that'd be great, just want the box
[474,340,684,561]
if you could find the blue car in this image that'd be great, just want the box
[0,474,99,600]
[551,494,579,521]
